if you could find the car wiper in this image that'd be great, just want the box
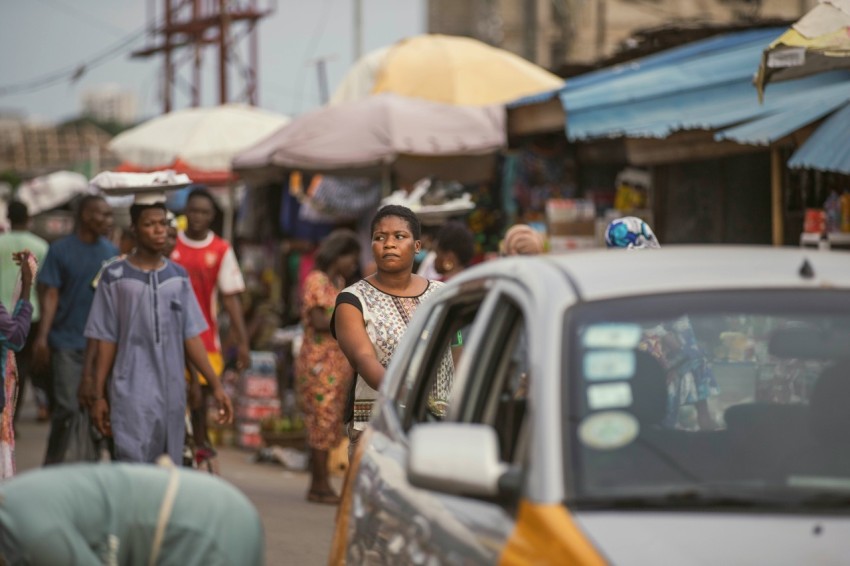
[570,490,769,511]
[791,492,850,509]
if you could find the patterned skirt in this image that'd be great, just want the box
[1,352,18,479]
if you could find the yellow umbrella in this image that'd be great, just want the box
[756,0,850,101]
[334,34,563,106]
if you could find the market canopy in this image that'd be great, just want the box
[330,34,563,106]
[787,101,850,174]
[108,103,290,184]
[232,93,506,185]
[507,27,850,147]
[755,0,850,101]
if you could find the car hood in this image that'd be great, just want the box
[574,511,850,565]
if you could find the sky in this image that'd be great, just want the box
[0,0,426,124]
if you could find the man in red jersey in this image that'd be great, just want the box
[171,188,250,467]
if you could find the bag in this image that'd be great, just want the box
[58,409,100,463]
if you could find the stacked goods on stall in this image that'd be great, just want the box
[546,198,597,252]
[236,351,281,449]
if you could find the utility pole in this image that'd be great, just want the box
[132,0,272,113]
[309,56,336,104]
[353,0,363,62]
[595,0,607,60]
[523,0,538,63]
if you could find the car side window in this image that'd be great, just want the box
[395,292,487,431]
[460,300,530,464]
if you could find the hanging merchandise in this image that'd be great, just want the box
[613,167,651,212]
[308,176,381,221]
[824,190,841,233]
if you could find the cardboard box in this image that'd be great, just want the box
[237,398,281,421]
[237,422,262,449]
[242,374,278,398]
[548,219,596,237]
[548,236,597,253]
[249,351,277,376]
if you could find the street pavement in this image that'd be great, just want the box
[13,390,340,566]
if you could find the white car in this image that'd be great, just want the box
[329,247,850,565]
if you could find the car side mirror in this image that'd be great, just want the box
[407,423,508,497]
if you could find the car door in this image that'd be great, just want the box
[346,279,537,565]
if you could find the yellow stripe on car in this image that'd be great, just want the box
[499,501,606,565]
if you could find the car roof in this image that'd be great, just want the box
[461,246,850,302]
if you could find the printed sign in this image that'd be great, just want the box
[587,382,633,410]
[583,350,635,381]
[578,411,639,450]
[583,323,642,349]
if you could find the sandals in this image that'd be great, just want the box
[307,490,341,505]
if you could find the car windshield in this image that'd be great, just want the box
[566,290,850,512]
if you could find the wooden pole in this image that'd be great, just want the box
[771,146,784,246]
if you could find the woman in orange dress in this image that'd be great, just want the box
[295,229,361,504]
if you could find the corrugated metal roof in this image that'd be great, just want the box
[507,26,850,167]
[565,71,850,141]
[506,28,781,109]
[788,102,850,174]
[561,28,782,112]
[715,79,850,145]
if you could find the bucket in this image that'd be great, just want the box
[804,209,826,234]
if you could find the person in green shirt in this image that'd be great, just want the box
[0,461,264,565]
[0,201,49,424]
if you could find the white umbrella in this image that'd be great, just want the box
[16,171,95,215]
[108,103,290,173]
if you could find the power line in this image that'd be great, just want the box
[0,19,161,98]
[30,0,130,38]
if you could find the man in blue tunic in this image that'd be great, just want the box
[85,194,233,464]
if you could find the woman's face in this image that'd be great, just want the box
[371,216,420,274]
[336,251,360,281]
[434,247,455,275]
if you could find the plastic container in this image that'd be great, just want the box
[804,209,826,234]
[824,191,841,233]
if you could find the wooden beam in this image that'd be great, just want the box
[624,130,764,165]
[770,146,784,246]
[506,97,565,139]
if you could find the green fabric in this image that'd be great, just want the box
[0,231,48,320]
[0,463,264,566]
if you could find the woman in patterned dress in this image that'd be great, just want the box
[333,205,448,462]
[1,250,35,479]
[296,230,361,504]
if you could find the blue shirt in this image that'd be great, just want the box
[84,258,207,464]
[39,234,118,350]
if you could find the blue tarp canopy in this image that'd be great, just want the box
[788,102,850,175]
[508,27,850,156]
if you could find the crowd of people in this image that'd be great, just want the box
[0,189,246,477]
[0,188,718,564]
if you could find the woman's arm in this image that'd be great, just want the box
[0,301,32,351]
[334,303,385,390]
